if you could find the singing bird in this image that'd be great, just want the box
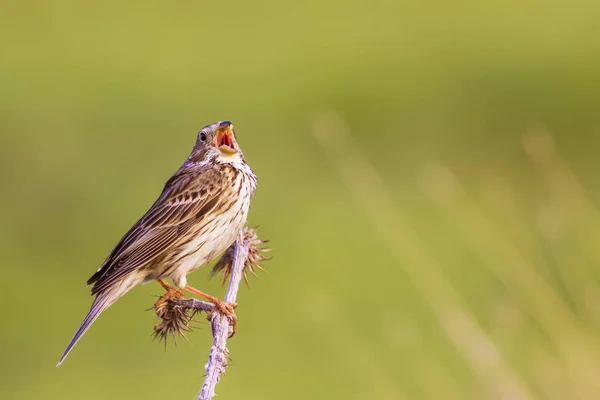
[57,121,257,366]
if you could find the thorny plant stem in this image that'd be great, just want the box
[198,232,250,400]
[176,298,215,313]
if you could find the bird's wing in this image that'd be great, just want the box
[87,166,228,294]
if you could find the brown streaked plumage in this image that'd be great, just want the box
[57,121,256,366]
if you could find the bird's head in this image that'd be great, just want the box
[188,121,244,166]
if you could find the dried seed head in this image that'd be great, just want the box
[153,297,203,346]
[210,226,271,286]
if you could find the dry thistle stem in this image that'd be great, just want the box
[210,227,270,286]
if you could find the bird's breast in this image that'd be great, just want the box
[167,171,254,284]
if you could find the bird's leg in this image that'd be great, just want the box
[155,279,184,309]
[183,285,238,337]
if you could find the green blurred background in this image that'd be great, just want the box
[3,1,600,399]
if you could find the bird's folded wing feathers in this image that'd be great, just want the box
[88,168,226,294]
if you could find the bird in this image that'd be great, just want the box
[57,121,257,366]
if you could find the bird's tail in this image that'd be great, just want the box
[56,290,119,367]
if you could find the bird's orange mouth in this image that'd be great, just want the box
[215,123,238,154]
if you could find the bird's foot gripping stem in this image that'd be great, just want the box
[184,284,238,337]
[206,300,238,336]
[155,279,184,310]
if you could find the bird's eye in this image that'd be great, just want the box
[200,132,207,142]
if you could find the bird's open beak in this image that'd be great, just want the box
[214,121,238,154]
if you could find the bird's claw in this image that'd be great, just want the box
[207,301,238,338]
[154,286,184,312]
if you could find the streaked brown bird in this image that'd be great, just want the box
[57,121,257,366]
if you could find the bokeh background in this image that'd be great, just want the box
[3,1,600,399]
